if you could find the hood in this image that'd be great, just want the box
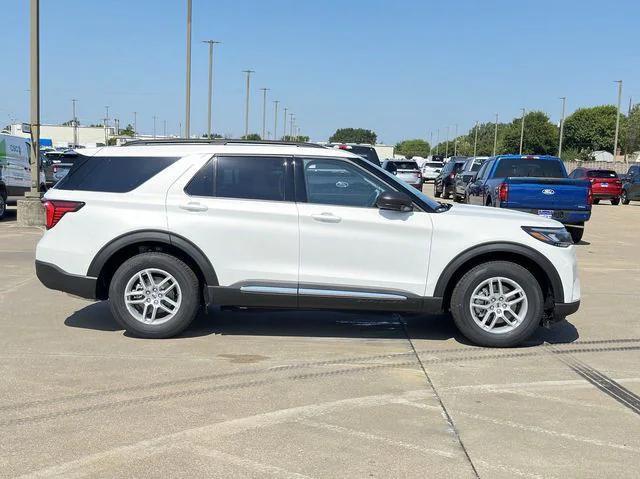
[446,203,563,228]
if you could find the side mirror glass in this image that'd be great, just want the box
[376,191,413,212]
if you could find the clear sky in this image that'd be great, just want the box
[1,0,639,144]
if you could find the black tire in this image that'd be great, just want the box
[450,261,543,347]
[611,197,620,205]
[434,183,441,198]
[108,252,200,338]
[442,185,451,199]
[592,199,600,205]
[0,194,6,220]
[621,190,630,205]
[568,225,584,243]
[463,193,470,204]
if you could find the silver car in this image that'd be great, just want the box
[381,160,422,189]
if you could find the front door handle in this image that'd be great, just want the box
[311,212,341,223]
[179,201,208,212]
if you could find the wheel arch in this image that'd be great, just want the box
[88,230,218,300]
[434,242,564,311]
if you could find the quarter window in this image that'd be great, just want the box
[302,158,393,208]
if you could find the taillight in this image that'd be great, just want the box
[587,187,593,205]
[42,200,84,229]
[498,183,509,202]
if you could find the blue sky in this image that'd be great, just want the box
[1,0,639,143]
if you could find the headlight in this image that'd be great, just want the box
[522,226,573,247]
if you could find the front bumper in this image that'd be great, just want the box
[35,260,97,300]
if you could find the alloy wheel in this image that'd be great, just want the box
[124,268,182,325]
[469,276,528,334]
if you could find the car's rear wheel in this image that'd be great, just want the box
[611,197,620,205]
[593,199,600,205]
[621,190,630,204]
[442,185,451,199]
[0,194,6,220]
[450,261,543,347]
[109,252,200,338]
[434,183,441,198]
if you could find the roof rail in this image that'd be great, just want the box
[121,138,326,149]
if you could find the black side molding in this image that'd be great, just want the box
[35,261,97,300]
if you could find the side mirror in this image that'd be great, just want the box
[376,191,413,212]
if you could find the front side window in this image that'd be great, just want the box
[216,156,286,201]
[476,162,488,180]
[302,158,393,208]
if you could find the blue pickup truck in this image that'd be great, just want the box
[465,155,592,242]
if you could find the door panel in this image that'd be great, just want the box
[296,157,432,299]
[166,155,299,288]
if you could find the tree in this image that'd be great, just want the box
[202,133,223,139]
[563,105,626,153]
[624,104,640,155]
[241,133,261,140]
[395,139,430,158]
[501,111,558,155]
[329,128,377,144]
[119,124,135,137]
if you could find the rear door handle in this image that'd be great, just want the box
[179,201,208,212]
[311,212,341,223]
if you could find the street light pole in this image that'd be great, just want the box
[445,126,450,157]
[202,40,220,138]
[558,97,566,158]
[519,108,525,155]
[163,119,167,137]
[133,111,137,138]
[454,124,458,156]
[153,115,157,138]
[242,70,254,137]
[29,0,40,195]
[429,131,433,155]
[613,80,623,159]
[104,106,110,146]
[436,128,440,155]
[260,87,269,140]
[473,121,479,157]
[493,113,499,156]
[289,113,294,138]
[273,100,279,141]
[185,0,192,138]
[71,99,78,147]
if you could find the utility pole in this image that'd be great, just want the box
[202,40,220,138]
[282,107,288,139]
[260,87,269,139]
[163,119,167,137]
[493,113,499,156]
[273,100,279,141]
[454,124,458,156]
[436,128,440,155]
[473,121,479,157]
[242,70,254,137]
[185,0,192,138]
[429,131,433,155]
[624,96,632,163]
[114,118,119,136]
[133,111,137,137]
[153,115,157,138]
[613,80,623,160]
[445,126,450,157]
[289,113,294,138]
[519,108,526,155]
[558,97,566,158]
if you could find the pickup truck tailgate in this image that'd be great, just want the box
[504,177,591,211]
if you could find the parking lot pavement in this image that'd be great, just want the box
[1,203,639,478]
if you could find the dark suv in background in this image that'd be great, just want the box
[434,158,466,199]
[328,144,381,167]
[622,165,640,204]
[453,157,488,202]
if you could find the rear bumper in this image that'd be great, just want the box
[35,260,97,300]
[511,208,591,224]
[593,192,621,199]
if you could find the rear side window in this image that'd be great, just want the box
[54,155,178,192]
[494,159,565,178]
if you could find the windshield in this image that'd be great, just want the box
[393,162,419,170]
[588,170,617,178]
[494,159,565,178]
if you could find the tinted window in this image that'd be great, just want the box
[346,146,381,166]
[587,170,617,178]
[453,162,465,173]
[392,161,419,170]
[477,160,493,180]
[303,158,393,208]
[215,156,286,201]
[494,159,565,178]
[54,155,178,192]
[185,159,214,196]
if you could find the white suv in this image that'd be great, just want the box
[35,139,580,347]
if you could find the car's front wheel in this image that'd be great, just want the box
[621,190,630,205]
[450,261,543,347]
[433,183,441,198]
[611,197,620,205]
[109,252,200,338]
